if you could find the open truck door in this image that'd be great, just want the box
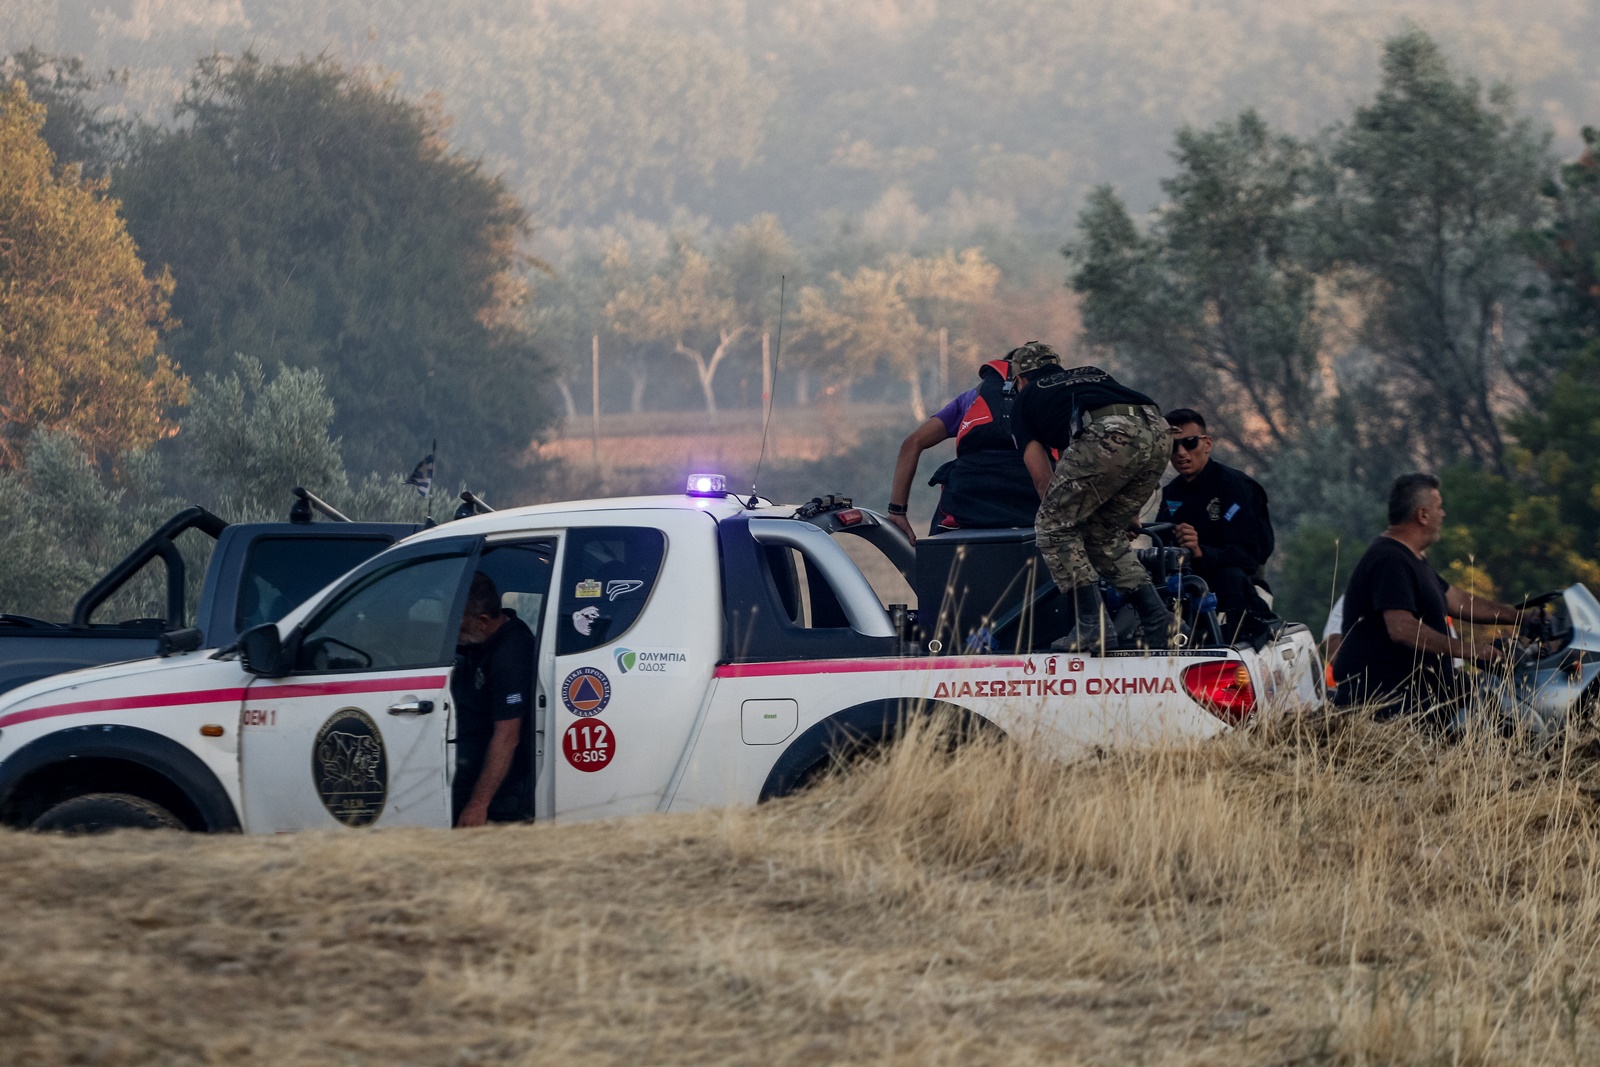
[238,537,481,831]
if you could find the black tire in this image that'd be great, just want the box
[31,792,184,834]
[761,699,1002,801]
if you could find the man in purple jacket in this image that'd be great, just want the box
[885,358,1040,544]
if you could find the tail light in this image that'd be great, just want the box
[1182,661,1256,725]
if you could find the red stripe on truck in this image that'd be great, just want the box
[0,674,448,729]
[250,675,448,700]
[713,656,1031,679]
[0,686,250,728]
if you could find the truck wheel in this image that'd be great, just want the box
[31,793,185,833]
[761,699,998,801]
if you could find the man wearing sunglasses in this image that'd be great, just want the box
[1010,342,1175,652]
[1161,408,1277,639]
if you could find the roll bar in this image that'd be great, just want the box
[748,519,897,638]
[71,506,230,629]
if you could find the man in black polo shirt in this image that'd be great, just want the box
[1009,342,1175,652]
[453,572,535,826]
[1333,472,1518,728]
[1161,407,1277,639]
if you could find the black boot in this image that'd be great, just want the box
[1051,585,1118,654]
[1129,582,1178,649]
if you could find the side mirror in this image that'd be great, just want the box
[239,623,286,677]
[157,627,205,657]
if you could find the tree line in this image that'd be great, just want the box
[3,50,548,490]
[4,45,1059,477]
[539,217,1017,423]
[1070,29,1600,629]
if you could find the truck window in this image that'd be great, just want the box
[237,536,392,632]
[556,527,666,655]
[475,542,555,641]
[762,546,850,629]
[295,553,472,672]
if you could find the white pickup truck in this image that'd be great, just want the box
[0,480,1323,832]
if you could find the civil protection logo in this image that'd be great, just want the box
[562,666,612,717]
[615,648,637,674]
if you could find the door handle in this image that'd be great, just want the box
[387,699,435,715]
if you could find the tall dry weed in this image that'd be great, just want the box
[728,707,1600,1063]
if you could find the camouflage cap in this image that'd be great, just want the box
[1007,341,1060,378]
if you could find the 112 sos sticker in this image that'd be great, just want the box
[563,718,615,772]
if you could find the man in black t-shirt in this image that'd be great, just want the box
[1333,473,1519,727]
[1009,342,1175,652]
[452,573,535,826]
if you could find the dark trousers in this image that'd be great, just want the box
[1201,565,1271,620]
[453,749,533,823]
[1199,565,1275,644]
[1334,675,1461,735]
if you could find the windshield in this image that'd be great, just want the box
[237,536,393,632]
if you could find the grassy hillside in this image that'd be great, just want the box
[5,717,1600,1064]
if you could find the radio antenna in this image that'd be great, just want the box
[747,274,785,508]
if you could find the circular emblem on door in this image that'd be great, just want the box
[312,708,388,827]
[561,667,612,717]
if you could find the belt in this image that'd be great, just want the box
[1085,403,1151,421]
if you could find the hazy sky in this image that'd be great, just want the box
[6,0,1595,241]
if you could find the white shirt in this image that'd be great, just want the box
[1322,595,1345,641]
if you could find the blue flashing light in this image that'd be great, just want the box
[686,473,728,497]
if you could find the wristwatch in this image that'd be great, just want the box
[886,502,908,516]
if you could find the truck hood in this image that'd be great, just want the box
[0,650,226,717]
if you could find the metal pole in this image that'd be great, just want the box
[591,334,600,469]
[426,437,436,523]
[939,326,948,396]
[762,331,772,413]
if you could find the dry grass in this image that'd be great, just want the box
[8,713,1600,1065]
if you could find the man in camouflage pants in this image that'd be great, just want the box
[1009,342,1175,652]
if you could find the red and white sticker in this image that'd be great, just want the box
[562,718,615,772]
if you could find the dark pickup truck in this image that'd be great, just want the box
[0,491,419,697]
